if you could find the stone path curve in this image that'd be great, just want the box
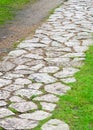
[0,0,93,129]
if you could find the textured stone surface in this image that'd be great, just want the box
[61,77,76,83]
[44,82,71,95]
[3,84,24,92]
[9,96,25,102]
[29,73,57,84]
[0,108,14,118]
[54,67,79,78]
[9,102,37,112]
[0,117,38,129]
[19,110,52,120]
[34,94,59,103]
[0,79,12,88]
[39,66,59,73]
[0,61,15,72]
[40,102,56,112]
[28,83,43,89]
[14,78,32,85]
[0,0,93,129]
[0,90,10,99]
[14,89,42,98]
[41,119,69,130]
[8,49,27,57]
[0,101,7,106]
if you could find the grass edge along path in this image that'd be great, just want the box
[52,45,93,130]
[32,45,93,130]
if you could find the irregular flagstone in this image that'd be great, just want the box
[73,46,88,53]
[23,53,44,60]
[34,94,59,103]
[54,67,79,78]
[0,61,15,72]
[40,102,56,112]
[44,82,71,95]
[9,96,25,102]
[0,79,12,88]
[19,110,52,120]
[61,77,76,83]
[9,101,37,112]
[0,101,7,107]
[0,90,10,100]
[62,53,85,58]
[30,64,44,71]
[14,78,32,85]
[39,66,59,73]
[0,117,38,129]
[14,89,42,98]
[18,43,47,48]
[45,57,70,67]
[28,83,43,90]
[41,119,69,130]
[29,73,57,84]
[3,73,24,79]
[13,70,34,75]
[3,84,24,92]
[8,49,27,57]
[0,108,15,118]
[15,65,29,70]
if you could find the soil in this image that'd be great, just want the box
[0,0,63,57]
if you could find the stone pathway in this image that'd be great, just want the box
[0,0,93,129]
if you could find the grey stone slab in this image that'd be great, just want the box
[54,67,79,78]
[3,73,24,79]
[29,73,57,84]
[40,102,56,112]
[28,83,43,89]
[14,89,42,98]
[44,82,71,95]
[14,78,32,85]
[34,94,59,103]
[15,65,29,70]
[23,53,44,60]
[3,84,24,92]
[30,64,44,71]
[0,79,12,88]
[19,110,52,120]
[18,43,47,48]
[0,117,38,129]
[39,66,59,73]
[0,90,10,100]
[9,96,25,102]
[73,46,88,53]
[61,77,76,83]
[0,108,14,118]
[0,61,15,72]
[0,101,7,106]
[8,49,27,57]
[62,53,85,58]
[41,119,69,130]
[13,70,34,75]
[9,101,37,112]
[45,57,70,67]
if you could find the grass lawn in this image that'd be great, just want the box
[0,0,36,25]
[32,45,93,130]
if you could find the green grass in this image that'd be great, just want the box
[0,0,36,25]
[32,45,93,130]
